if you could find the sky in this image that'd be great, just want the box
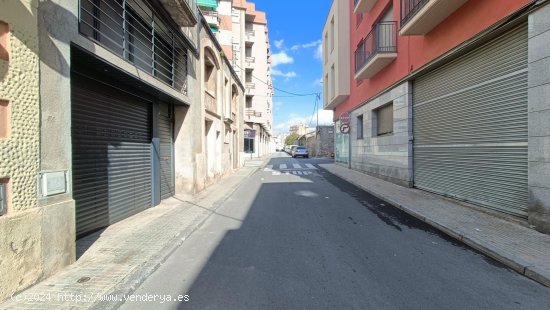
[251,0,334,134]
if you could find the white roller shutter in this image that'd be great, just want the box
[413,23,528,217]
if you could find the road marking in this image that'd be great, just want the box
[293,164,301,169]
[280,164,287,169]
[305,164,317,169]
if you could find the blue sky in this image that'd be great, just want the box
[251,0,334,134]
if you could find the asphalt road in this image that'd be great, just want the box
[120,153,550,310]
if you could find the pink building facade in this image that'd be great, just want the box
[323,0,550,233]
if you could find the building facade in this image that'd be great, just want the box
[289,123,310,136]
[0,0,74,300]
[0,0,248,301]
[297,125,335,158]
[198,0,274,158]
[323,0,550,234]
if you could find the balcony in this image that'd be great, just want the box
[245,30,255,42]
[202,9,220,28]
[355,22,397,80]
[354,0,376,14]
[400,0,468,35]
[79,0,189,94]
[246,109,262,118]
[245,56,255,68]
[224,111,236,124]
[204,91,217,113]
[246,82,255,95]
[159,0,198,26]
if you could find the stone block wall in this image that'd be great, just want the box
[528,3,550,233]
[0,0,41,301]
[350,82,412,187]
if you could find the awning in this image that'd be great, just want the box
[198,0,218,9]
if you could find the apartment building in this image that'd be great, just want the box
[198,0,273,157]
[0,0,247,301]
[289,123,310,136]
[323,0,550,234]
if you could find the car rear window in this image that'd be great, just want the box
[297,147,306,150]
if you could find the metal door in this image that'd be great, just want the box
[413,23,528,217]
[159,102,174,200]
[72,75,153,236]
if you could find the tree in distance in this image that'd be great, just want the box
[285,133,300,145]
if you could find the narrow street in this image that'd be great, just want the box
[121,154,550,310]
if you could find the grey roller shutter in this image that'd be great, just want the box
[413,23,528,217]
[72,75,153,237]
[159,102,174,200]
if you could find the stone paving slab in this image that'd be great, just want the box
[1,165,260,310]
[319,163,550,287]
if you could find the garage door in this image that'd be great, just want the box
[72,75,153,237]
[413,23,528,217]
[159,102,174,200]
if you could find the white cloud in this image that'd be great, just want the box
[314,44,323,60]
[272,69,297,78]
[274,39,285,49]
[312,77,323,86]
[274,109,334,132]
[291,39,322,51]
[271,51,294,67]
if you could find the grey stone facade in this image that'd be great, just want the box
[298,125,335,158]
[528,3,550,233]
[350,82,412,187]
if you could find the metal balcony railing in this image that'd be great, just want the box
[245,56,255,63]
[400,0,429,27]
[79,0,189,94]
[245,30,255,41]
[245,109,262,117]
[246,82,255,89]
[202,9,218,18]
[354,22,397,73]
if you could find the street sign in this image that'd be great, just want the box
[340,124,350,134]
[340,112,351,125]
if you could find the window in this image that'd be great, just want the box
[0,21,9,61]
[324,74,329,104]
[244,137,255,153]
[357,115,364,139]
[330,17,335,52]
[356,13,363,28]
[0,179,7,216]
[324,32,328,63]
[330,65,335,99]
[246,97,252,108]
[375,103,393,136]
[0,100,9,138]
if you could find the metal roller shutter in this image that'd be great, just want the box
[159,102,174,200]
[72,75,153,237]
[413,23,528,217]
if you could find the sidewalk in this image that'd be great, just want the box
[319,163,550,287]
[1,164,262,310]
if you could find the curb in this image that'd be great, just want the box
[318,165,550,288]
[92,165,260,309]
